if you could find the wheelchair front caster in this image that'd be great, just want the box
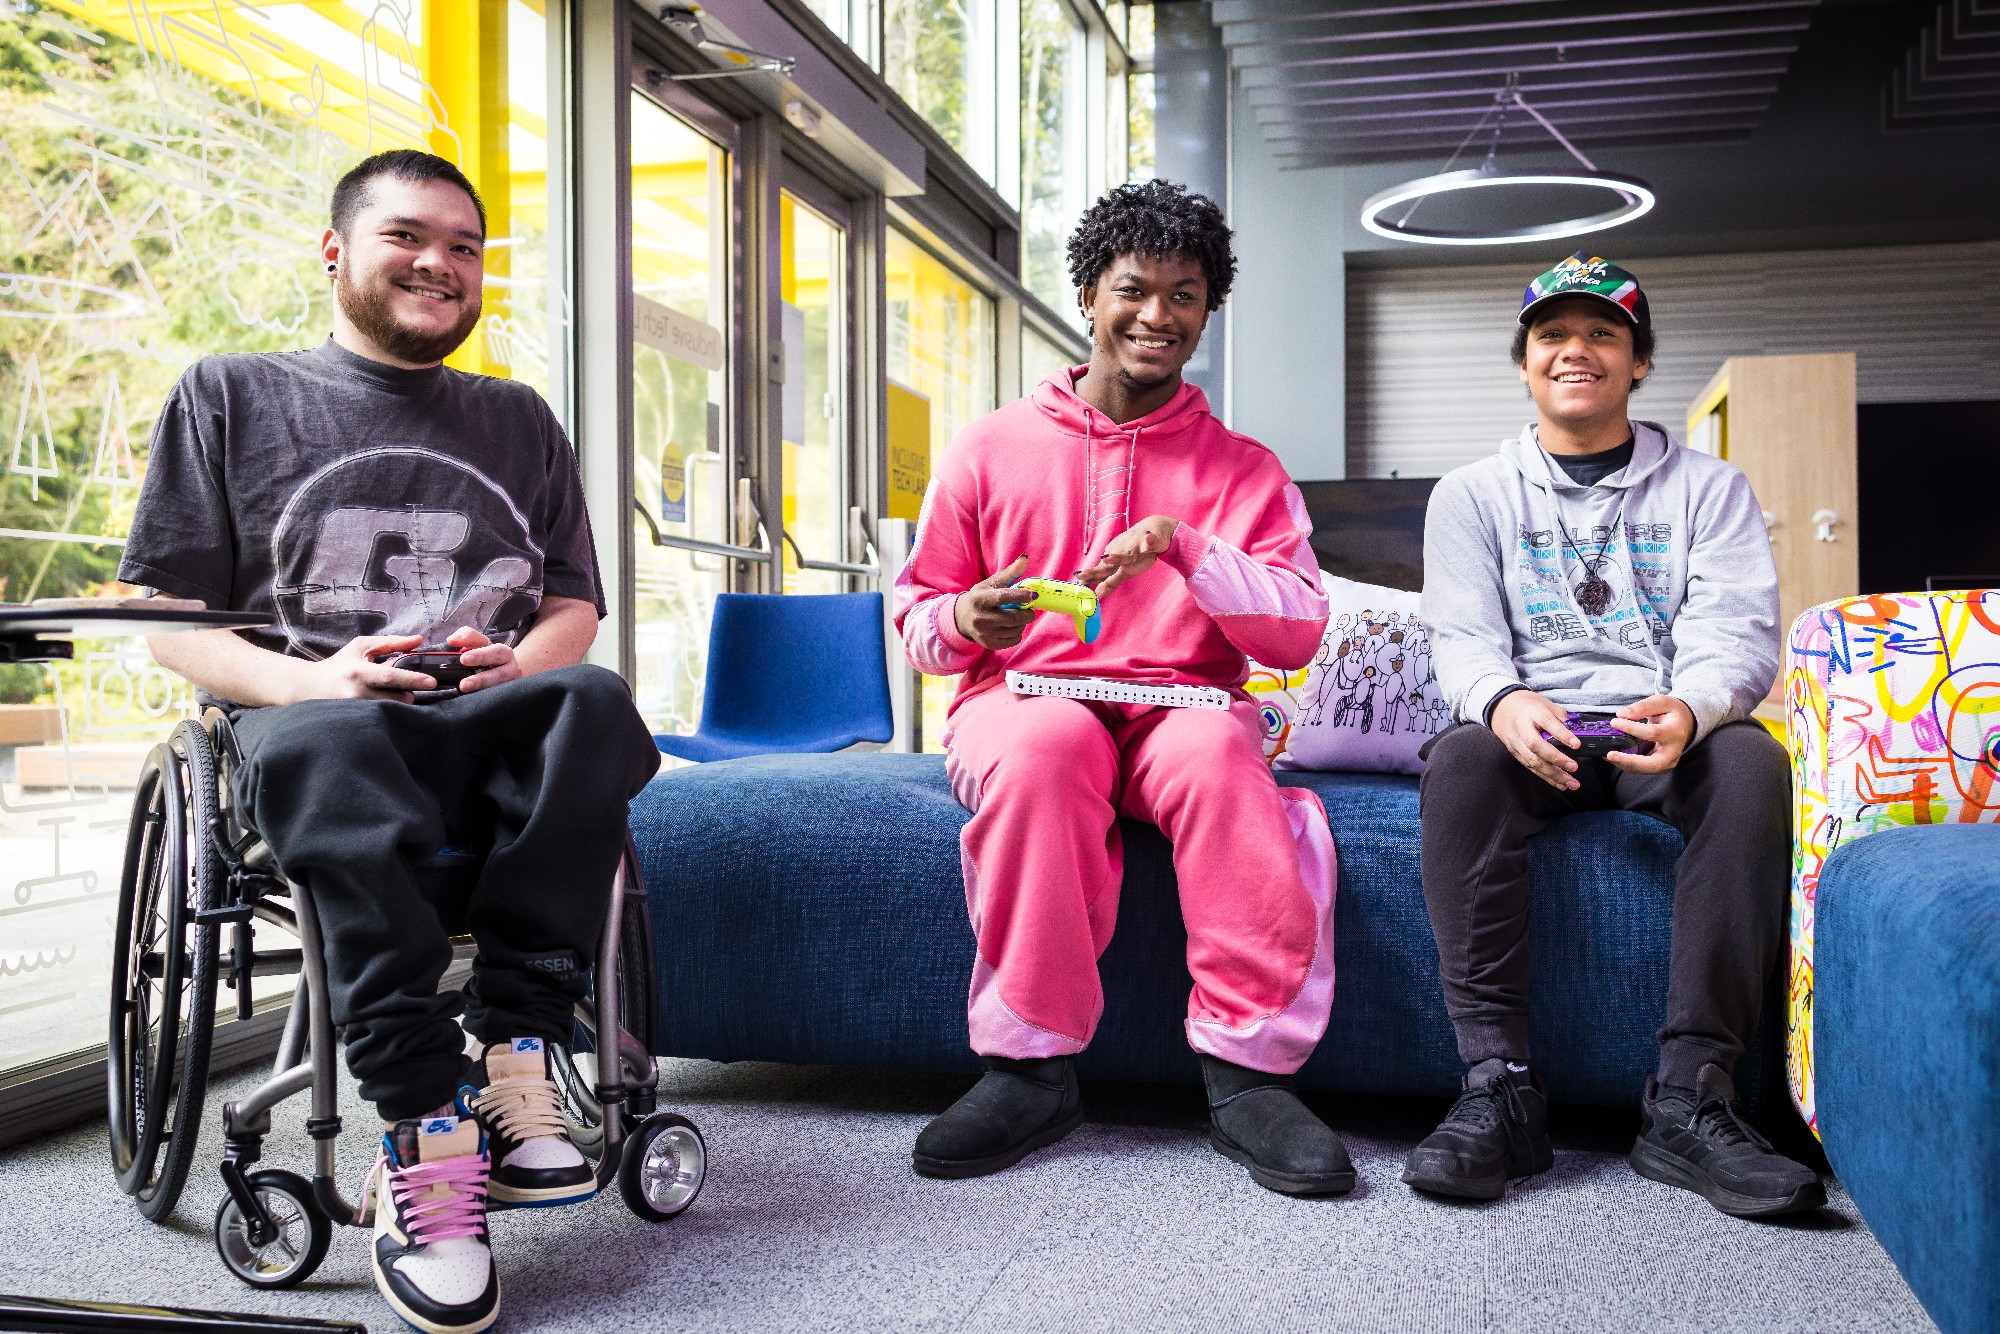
[620,1112,706,1222]
[214,1169,331,1289]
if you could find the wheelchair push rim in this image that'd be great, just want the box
[107,724,221,1216]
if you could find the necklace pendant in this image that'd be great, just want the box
[1576,575,1613,617]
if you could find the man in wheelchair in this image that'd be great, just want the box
[117,150,661,1334]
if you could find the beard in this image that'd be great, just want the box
[335,261,482,365]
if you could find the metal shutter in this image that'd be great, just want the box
[1346,240,2000,478]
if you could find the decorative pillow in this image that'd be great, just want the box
[1242,662,1309,767]
[1274,575,1447,775]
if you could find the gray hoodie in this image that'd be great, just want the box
[1420,420,1780,742]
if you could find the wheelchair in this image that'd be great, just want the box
[106,707,705,1288]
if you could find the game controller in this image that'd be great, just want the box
[388,650,479,692]
[1543,711,1650,758]
[1000,577,1101,643]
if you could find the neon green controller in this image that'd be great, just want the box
[1001,577,1102,643]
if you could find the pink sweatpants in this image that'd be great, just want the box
[943,686,1337,1074]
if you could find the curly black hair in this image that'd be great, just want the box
[1065,179,1235,312]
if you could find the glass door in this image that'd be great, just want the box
[778,186,856,595]
[628,87,741,736]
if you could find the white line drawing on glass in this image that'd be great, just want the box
[88,371,138,503]
[8,355,59,503]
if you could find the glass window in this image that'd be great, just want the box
[884,0,997,183]
[800,0,878,60]
[1020,0,1087,322]
[1127,1,1154,61]
[800,0,851,42]
[1127,3,1155,181]
[886,229,995,753]
[629,94,732,739]
[1022,325,1077,393]
[1104,0,1128,46]
[0,2,560,1078]
[779,193,849,596]
[1106,54,1130,202]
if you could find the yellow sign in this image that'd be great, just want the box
[886,380,932,522]
[660,441,686,523]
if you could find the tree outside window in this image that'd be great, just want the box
[884,0,996,182]
[1020,0,1085,323]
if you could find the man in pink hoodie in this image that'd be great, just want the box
[893,181,1352,1195]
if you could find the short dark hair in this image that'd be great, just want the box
[1511,307,1657,385]
[1066,179,1235,311]
[330,149,486,238]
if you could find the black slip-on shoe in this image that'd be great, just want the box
[1402,1058,1552,1201]
[913,1056,1083,1179]
[1629,1064,1826,1219]
[1201,1055,1355,1196]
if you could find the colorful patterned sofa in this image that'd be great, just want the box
[1785,589,2000,1130]
[1787,589,2000,1334]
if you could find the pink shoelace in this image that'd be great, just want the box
[363,1150,491,1244]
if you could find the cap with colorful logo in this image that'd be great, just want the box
[1519,251,1650,335]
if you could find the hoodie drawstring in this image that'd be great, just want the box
[1080,417,1141,561]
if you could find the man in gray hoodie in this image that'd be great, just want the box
[1404,253,1824,1219]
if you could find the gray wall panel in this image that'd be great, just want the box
[1224,72,1346,480]
[1346,240,2000,479]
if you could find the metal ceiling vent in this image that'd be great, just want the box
[1217,0,1821,168]
[1886,0,2000,132]
[1359,74,1655,245]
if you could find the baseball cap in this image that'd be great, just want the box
[1519,251,1650,336]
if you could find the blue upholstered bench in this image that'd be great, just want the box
[629,753,1782,1108]
[1817,825,2000,1334]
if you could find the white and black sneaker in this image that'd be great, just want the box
[363,1105,499,1334]
[469,1038,596,1207]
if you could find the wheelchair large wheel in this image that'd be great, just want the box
[108,721,222,1221]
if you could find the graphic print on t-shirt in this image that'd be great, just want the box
[270,446,543,657]
[1513,518,1677,651]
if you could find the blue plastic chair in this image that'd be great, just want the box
[654,592,896,762]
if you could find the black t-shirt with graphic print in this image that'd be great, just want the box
[118,339,603,665]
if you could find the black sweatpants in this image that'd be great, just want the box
[1417,719,1788,1091]
[231,665,662,1120]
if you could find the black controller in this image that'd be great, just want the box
[1542,710,1650,758]
[388,650,479,692]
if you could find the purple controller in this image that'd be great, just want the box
[1542,710,1650,758]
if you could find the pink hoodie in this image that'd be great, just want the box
[894,368,1328,717]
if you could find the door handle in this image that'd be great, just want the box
[782,531,879,577]
[1811,508,1840,543]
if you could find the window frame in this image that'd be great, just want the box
[0,0,583,1127]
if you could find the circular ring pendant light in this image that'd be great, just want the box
[1359,80,1656,247]
[1361,168,1655,246]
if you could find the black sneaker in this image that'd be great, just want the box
[912,1056,1083,1179]
[1629,1064,1826,1218]
[1402,1058,1552,1200]
[1201,1055,1355,1196]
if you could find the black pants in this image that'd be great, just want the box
[231,665,662,1120]
[1417,720,1788,1090]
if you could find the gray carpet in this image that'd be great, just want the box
[1,1059,1934,1333]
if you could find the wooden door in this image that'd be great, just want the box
[1694,353,1859,650]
